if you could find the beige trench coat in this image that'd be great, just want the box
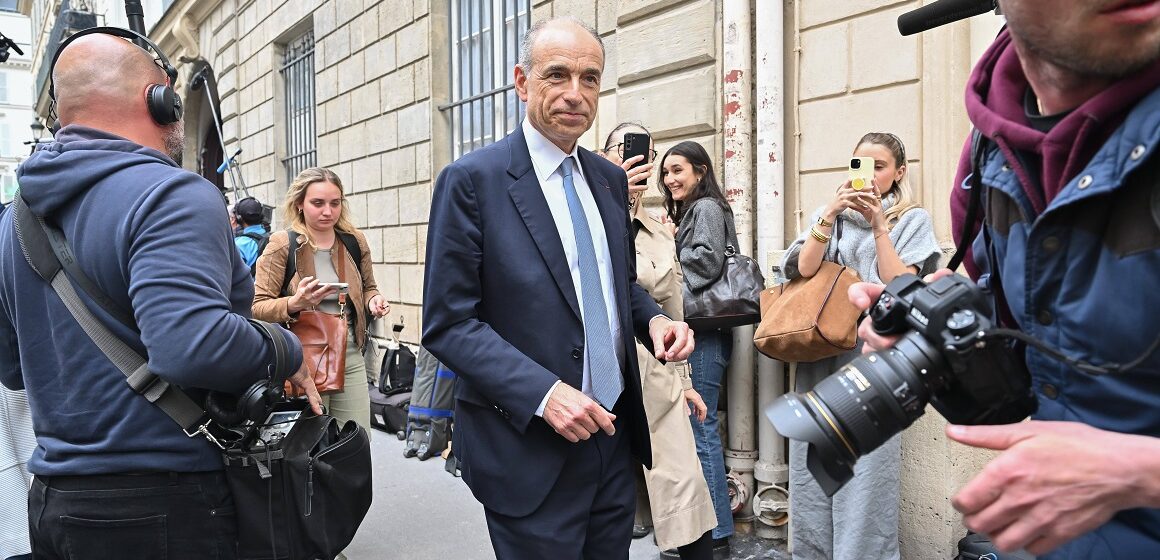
[632,202,717,550]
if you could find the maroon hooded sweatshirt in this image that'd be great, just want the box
[950,29,1160,277]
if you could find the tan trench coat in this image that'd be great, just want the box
[632,202,717,550]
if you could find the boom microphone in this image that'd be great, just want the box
[897,0,998,36]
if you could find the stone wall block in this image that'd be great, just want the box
[616,0,714,86]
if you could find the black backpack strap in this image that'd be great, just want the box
[948,129,987,271]
[337,231,362,271]
[281,228,298,297]
[239,231,265,243]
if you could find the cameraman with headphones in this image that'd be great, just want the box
[853,1,1160,558]
[0,30,320,559]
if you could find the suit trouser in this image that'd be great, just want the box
[28,471,237,560]
[484,418,635,560]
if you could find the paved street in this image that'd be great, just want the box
[345,428,788,559]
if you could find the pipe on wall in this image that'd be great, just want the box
[753,0,789,541]
[722,0,757,529]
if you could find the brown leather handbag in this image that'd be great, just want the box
[284,240,350,397]
[753,261,861,362]
[286,308,348,396]
[753,218,862,362]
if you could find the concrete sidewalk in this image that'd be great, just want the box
[345,429,787,559]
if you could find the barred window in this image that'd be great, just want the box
[280,31,316,185]
[442,0,531,159]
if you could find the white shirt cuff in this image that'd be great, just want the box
[535,380,562,417]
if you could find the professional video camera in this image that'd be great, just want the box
[766,273,1036,496]
[0,32,24,63]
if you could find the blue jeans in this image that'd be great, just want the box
[687,329,734,540]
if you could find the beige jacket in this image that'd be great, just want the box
[252,229,381,350]
[632,201,717,550]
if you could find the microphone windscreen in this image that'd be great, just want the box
[897,0,994,36]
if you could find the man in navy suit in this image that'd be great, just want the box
[423,16,695,559]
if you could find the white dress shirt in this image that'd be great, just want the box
[521,119,624,415]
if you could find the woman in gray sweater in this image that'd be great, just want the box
[659,140,738,553]
[781,132,940,560]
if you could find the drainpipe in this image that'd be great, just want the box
[722,0,757,531]
[752,0,790,540]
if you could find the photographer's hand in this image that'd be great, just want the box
[948,421,1160,556]
[286,365,323,415]
[848,268,955,353]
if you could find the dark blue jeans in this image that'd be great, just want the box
[687,328,734,540]
[28,471,237,560]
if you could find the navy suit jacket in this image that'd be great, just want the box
[422,126,660,517]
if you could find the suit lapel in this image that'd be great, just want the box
[506,129,582,321]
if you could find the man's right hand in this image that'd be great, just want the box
[286,365,323,415]
[542,383,616,442]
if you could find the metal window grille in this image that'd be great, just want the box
[280,31,316,185]
[441,0,530,159]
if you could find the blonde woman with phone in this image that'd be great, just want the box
[253,167,390,431]
[780,132,940,559]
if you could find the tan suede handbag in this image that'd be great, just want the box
[754,218,862,362]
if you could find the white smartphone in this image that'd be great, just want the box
[318,282,349,293]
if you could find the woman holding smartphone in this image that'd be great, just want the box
[659,140,738,556]
[601,124,717,560]
[253,167,390,430]
[781,132,940,560]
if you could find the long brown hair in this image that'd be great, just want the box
[658,141,729,223]
[282,167,357,235]
[855,132,919,227]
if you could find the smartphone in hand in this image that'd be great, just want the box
[623,132,652,164]
[317,282,349,294]
[848,157,875,191]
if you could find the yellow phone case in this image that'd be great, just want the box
[848,157,875,191]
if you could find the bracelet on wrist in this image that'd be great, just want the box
[816,215,834,228]
[809,226,832,244]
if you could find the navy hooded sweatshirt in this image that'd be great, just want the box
[0,126,302,475]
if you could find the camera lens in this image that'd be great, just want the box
[850,158,861,169]
[766,333,943,495]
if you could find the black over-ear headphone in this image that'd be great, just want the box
[205,319,294,427]
[48,26,183,126]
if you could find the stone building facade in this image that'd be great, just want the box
[20,0,1009,556]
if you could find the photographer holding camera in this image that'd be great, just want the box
[0,31,318,559]
[848,2,1160,557]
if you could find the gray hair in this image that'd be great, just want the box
[518,16,604,72]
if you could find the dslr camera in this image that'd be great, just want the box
[766,273,1036,496]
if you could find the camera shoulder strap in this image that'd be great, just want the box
[948,129,987,271]
[14,193,222,446]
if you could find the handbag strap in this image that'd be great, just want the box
[831,216,844,266]
[13,194,290,448]
[720,200,740,257]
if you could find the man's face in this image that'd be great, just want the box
[1001,0,1160,78]
[514,23,603,152]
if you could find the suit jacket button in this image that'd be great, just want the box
[571,348,582,360]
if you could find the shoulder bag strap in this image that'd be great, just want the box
[13,194,221,446]
[720,201,739,257]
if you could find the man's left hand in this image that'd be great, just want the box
[649,317,694,361]
[949,420,1160,555]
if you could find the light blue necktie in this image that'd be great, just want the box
[560,157,622,409]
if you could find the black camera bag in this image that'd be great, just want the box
[225,408,373,560]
